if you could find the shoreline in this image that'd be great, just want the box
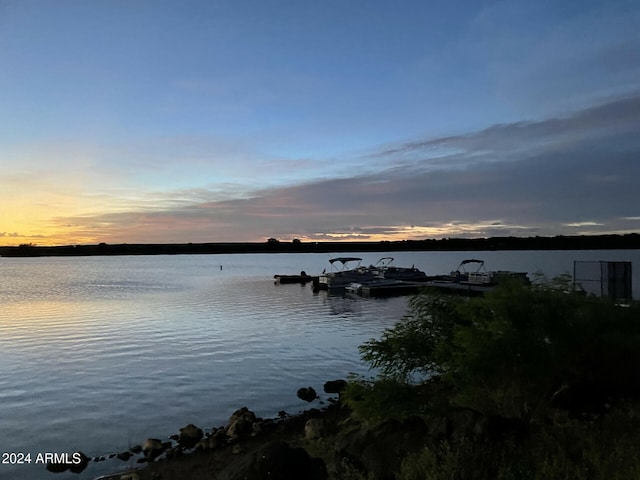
[93,401,348,480]
[2,233,639,257]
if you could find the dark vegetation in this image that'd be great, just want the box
[341,279,640,479]
[1,233,638,257]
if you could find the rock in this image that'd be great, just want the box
[251,421,264,436]
[214,428,228,443]
[117,451,132,461]
[46,451,89,474]
[305,418,325,440]
[297,386,318,402]
[68,451,90,474]
[229,406,257,425]
[227,407,257,438]
[130,445,142,454]
[45,461,68,473]
[228,417,254,438]
[120,473,140,480]
[142,438,164,460]
[324,379,348,394]
[178,423,203,448]
[197,430,226,451]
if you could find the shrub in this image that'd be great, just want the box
[358,280,640,419]
[342,376,427,421]
[359,294,463,381]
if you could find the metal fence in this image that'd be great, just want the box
[573,261,632,301]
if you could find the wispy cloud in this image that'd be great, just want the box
[45,94,640,244]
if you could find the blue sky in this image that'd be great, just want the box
[1,0,639,245]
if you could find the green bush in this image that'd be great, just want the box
[359,280,640,419]
[342,376,427,421]
[359,294,462,380]
[348,279,640,478]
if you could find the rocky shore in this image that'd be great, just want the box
[84,379,447,480]
[66,376,639,480]
[69,381,337,479]
[93,403,345,480]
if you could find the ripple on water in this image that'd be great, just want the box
[0,255,412,480]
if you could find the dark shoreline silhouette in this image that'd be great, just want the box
[1,233,638,257]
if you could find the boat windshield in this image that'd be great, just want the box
[374,257,394,268]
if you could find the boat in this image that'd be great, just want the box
[340,258,429,297]
[423,259,530,295]
[368,257,428,281]
[274,271,317,284]
[313,257,379,292]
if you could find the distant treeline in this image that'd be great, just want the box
[1,234,639,257]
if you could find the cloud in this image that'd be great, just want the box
[46,94,640,244]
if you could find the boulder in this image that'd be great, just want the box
[228,417,254,438]
[227,407,257,438]
[130,445,142,454]
[198,433,225,451]
[68,451,90,474]
[297,386,318,402]
[229,406,257,425]
[45,461,68,473]
[142,438,164,460]
[178,423,203,448]
[45,451,90,474]
[117,451,132,461]
[324,379,348,394]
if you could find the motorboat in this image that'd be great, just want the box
[313,257,379,292]
[449,259,493,284]
[274,271,317,284]
[423,259,530,294]
[368,257,428,281]
[342,257,428,297]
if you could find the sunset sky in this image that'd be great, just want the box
[1,0,639,246]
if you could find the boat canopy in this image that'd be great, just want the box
[328,257,363,271]
[456,259,486,272]
[329,257,362,264]
[459,259,484,265]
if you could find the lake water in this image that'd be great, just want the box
[0,250,638,480]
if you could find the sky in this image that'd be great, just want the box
[1,0,639,246]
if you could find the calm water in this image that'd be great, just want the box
[0,250,638,480]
